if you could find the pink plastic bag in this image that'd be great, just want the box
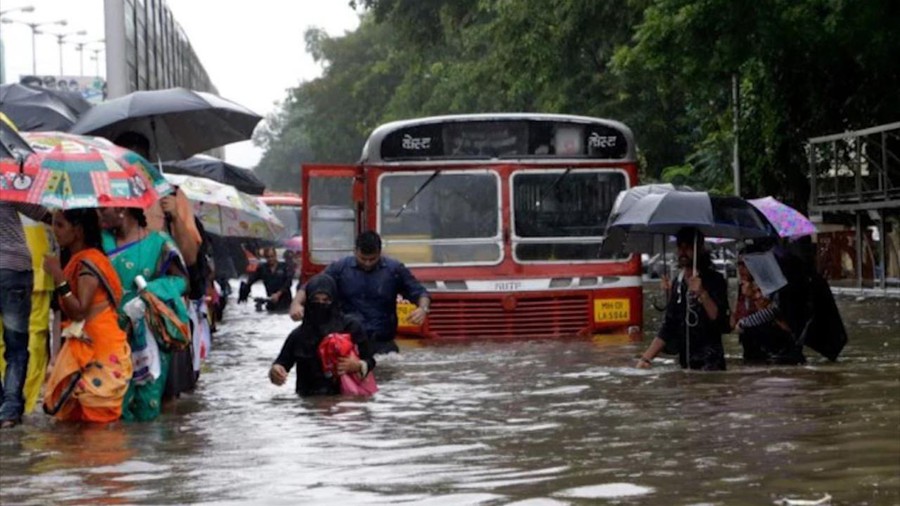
[318,333,378,397]
[339,370,379,396]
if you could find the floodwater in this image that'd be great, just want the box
[1,286,898,505]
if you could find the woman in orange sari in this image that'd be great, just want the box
[43,209,132,423]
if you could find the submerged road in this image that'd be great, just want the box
[1,287,898,505]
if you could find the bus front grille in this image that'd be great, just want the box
[425,295,591,339]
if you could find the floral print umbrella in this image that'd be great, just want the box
[164,173,284,240]
[748,196,816,238]
[0,131,172,209]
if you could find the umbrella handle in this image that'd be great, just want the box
[17,152,26,173]
[685,234,699,367]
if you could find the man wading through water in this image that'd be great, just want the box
[290,231,430,355]
[636,227,730,370]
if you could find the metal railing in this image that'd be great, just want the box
[808,122,900,212]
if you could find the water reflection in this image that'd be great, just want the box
[1,291,898,505]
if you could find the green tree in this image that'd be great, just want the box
[614,0,900,208]
[258,0,899,214]
[252,88,313,192]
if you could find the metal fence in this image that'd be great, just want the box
[809,122,900,212]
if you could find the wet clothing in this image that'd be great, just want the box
[169,216,210,302]
[104,230,190,422]
[18,217,55,415]
[324,256,428,351]
[739,326,805,365]
[0,202,46,271]
[44,249,132,423]
[239,260,293,312]
[0,202,45,423]
[736,292,805,365]
[0,269,32,423]
[770,248,846,362]
[658,267,730,370]
[273,274,375,396]
[208,234,237,289]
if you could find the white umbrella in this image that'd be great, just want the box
[164,173,284,240]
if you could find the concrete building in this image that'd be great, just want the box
[104,0,216,98]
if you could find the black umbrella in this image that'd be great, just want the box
[162,154,266,195]
[0,83,78,132]
[607,189,776,362]
[70,87,262,161]
[601,183,693,257]
[40,87,92,115]
[606,190,775,244]
[0,119,35,159]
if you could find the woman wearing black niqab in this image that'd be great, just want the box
[268,274,375,396]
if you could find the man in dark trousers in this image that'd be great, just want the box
[0,202,48,428]
[239,247,293,312]
[636,227,730,370]
[290,231,431,354]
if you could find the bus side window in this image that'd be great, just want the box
[308,205,356,264]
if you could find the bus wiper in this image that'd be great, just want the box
[541,167,573,194]
[396,170,442,218]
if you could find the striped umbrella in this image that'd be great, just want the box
[0,131,172,209]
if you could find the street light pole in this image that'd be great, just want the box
[75,39,104,76]
[732,73,741,197]
[0,5,35,84]
[45,29,87,75]
[90,48,104,77]
[2,18,66,75]
[31,23,37,73]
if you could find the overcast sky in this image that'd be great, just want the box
[1,0,361,167]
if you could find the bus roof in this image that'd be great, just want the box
[260,192,303,207]
[360,113,636,164]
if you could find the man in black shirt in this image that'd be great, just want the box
[238,247,293,312]
[636,227,730,370]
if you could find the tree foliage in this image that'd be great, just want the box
[255,0,899,210]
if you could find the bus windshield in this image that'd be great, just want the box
[379,170,501,266]
[512,169,626,262]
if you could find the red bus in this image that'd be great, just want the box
[260,192,303,251]
[301,114,641,340]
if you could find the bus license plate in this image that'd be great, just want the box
[594,298,630,323]
[396,301,420,327]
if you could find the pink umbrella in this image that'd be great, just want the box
[748,196,816,238]
[284,235,302,252]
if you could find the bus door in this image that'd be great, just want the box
[302,164,364,280]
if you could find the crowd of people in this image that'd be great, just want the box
[0,193,432,427]
[636,227,845,371]
[0,199,200,427]
[1,190,839,428]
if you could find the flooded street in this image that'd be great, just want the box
[1,287,898,505]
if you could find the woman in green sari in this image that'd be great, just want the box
[99,207,191,422]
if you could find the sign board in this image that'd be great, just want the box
[19,75,107,104]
